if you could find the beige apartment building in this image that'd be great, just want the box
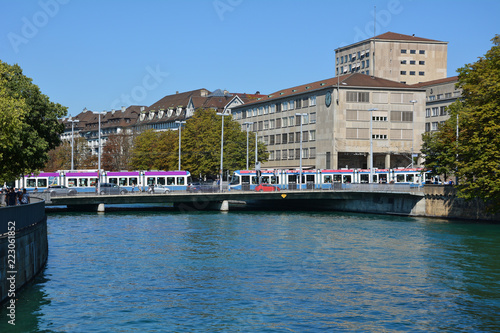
[231,73,426,170]
[335,32,448,85]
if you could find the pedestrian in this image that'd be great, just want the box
[7,188,17,206]
[132,182,136,193]
[20,188,30,204]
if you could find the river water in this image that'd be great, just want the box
[1,210,500,332]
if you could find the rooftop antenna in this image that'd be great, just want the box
[372,5,376,78]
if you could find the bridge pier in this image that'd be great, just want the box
[97,203,105,213]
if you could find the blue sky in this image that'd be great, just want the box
[1,0,498,116]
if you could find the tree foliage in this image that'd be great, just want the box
[45,137,97,172]
[130,108,268,178]
[0,60,67,183]
[102,133,135,171]
[422,35,500,211]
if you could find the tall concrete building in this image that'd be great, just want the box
[232,73,426,171]
[335,32,448,85]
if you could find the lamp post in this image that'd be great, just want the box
[175,120,186,170]
[410,100,417,168]
[368,108,378,183]
[93,111,106,194]
[296,113,307,189]
[69,119,79,171]
[243,122,253,170]
[216,112,229,192]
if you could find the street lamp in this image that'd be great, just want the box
[296,112,308,190]
[175,120,186,170]
[410,100,417,168]
[93,111,106,194]
[216,112,229,192]
[368,108,378,183]
[243,122,253,170]
[68,119,79,171]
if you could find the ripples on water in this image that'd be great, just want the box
[1,211,500,332]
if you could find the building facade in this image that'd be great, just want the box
[412,76,462,132]
[335,32,448,85]
[232,73,426,170]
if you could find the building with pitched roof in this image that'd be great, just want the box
[335,32,448,85]
[232,73,426,170]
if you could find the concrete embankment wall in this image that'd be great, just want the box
[0,200,48,304]
[424,185,500,221]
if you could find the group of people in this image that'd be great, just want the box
[1,187,30,206]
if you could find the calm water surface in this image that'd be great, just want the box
[1,210,500,332]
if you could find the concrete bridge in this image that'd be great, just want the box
[36,184,427,216]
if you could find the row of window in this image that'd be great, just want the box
[428,92,459,101]
[425,121,446,132]
[241,113,317,131]
[268,147,316,161]
[264,130,316,145]
[235,96,317,120]
[401,49,426,54]
[401,71,425,76]
[345,110,412,122]
[339,60,370,74]
[337,49,370,65]
[425,106,449,117]
[346,128,413,140]
[401,60,425,65]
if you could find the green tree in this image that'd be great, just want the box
[423,35,500,211]
[0,60,67,183]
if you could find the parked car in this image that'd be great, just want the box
[255,183,280,192]
[147,184,171,194]
[44,185,78,197]
[98,183,128,195]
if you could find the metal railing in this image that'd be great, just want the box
[0,198,46,235]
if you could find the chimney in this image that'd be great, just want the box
[121,106,126,112]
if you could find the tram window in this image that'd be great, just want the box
[147,177,155,185]
[379,174,388,183]
[67,178,77,187]
[306,175,315,183]
[230,175,240,185]
[261,176,270,184]
[157,177,166,185]
[242,176,250,184]
[27,179,36,187]
[167,177,175,185]
[373,175,378,183]
[271,176,279,184]
[406,174,414,182]
[37,179,47,187]
[129,177,138,186]
[119,178,128,186]
[324,175,332,183]
[109,178,118,185]
[90,178,98,186]
[288,175,297,183]
[177,177,185,185]
[79,178,88,187]
[343,175,352,183]
[251,176,258,185]
[360,174,369,183]
[333,175,342,182]
[396,174,405,183]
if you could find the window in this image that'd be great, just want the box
[295,98,302,108]
[282,133,287,145]
[419,61,425,65]
[295,148,300,159]
[302,131,308,142]
[426,108,431,118]
[288,149,294,160]
[270,104,275,113]
[391,111,413,122]
[269,135,275,145]
[276,103,281,112]
[264,105,269,114]
[410,71,416,75]
[276,118,281,128]
[302,148,309,159]
[437,94,443,100]
[425,122,430,132]
[263,136,269,145]
[258,107,263,115]
[289,100,294,110]
[445,93,452,99]
[289,116,294,126]
[275,150,281,160]
[310,95,316,106]
[419,71,425,76]
[264,120,269,130]
[258,121,263,131]
[401,49,407,54]
[282,102,288,111]
[431,122,439,131]
[253,122,257,131]
[302,114,309,124]
[366,60,369,68]
[346,91,370,103]
[410,60,416,65]
[429,95,436,101]
[401,71,407,75]
[282,150,287,160]
[270,119,275,129]
[432,107,439,117]
[410,49,416,54]
[310,112,316,123]
[269,151,274,160]
[419,50,425,54]
[253,108,257,117]
[401,60,407,64]
[440,106,447,116]
[302,97,309,108]
[310,147,316,159]
[295,115,301,126]
[282,117,288,127]
[289,132,294,143]
[309,130,316,141]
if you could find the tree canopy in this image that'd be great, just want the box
[422,35,500,211]
[130,108,268,178]
[0,61,67,183]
